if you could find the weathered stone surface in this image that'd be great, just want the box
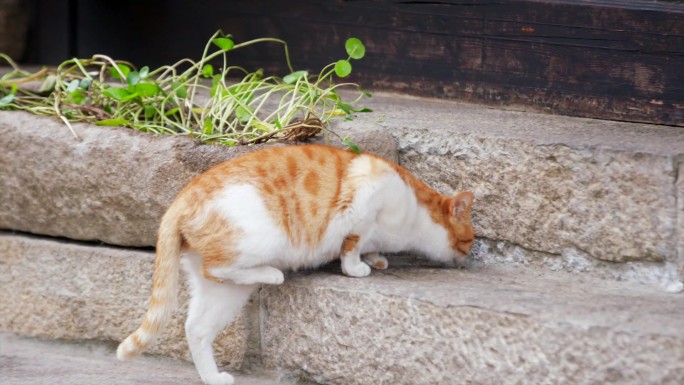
[0,233,253,369]
[469,237,683,291]
[400,138,675,263]
[0,111,397,247]
[261,267,684,385]
[356,93,684,264]
[2,91,682,275]
[3,232,683,384]
[0,333,292,385]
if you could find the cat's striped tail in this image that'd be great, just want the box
[116,202,184,361]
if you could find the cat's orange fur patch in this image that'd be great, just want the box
[214,145,357,247]
[309,201,318,217]
[130,333,143,348]
[256,166,267,178]
[302,146,315,160]
[341,234,360,254]
[287,156,297,178]
[180,210,242,282]
[304,171,320,195]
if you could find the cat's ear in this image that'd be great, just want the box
[446,191,474,220]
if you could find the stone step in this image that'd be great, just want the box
[2,232,683,385]
[0,233,258,371]
[1,91,682,287]
[0,110,397,247]
[260,263,684,385]
[0,333,292,385]
[355,93,684,287]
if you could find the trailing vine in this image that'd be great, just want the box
[0,31,370,151]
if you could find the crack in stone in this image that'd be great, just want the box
[0,229,155,252]
[266,282,534,321]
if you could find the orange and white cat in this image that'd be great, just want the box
[117,144,474,385]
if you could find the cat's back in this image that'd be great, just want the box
[186,145,370,247]
[212,144,359,188]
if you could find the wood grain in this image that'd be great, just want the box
[28,0,684,125]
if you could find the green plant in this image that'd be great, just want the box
[0,31,371,148]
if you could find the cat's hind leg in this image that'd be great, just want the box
[183,255,256,385]
[363,252,388,270]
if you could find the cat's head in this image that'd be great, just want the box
[441,191,475,262]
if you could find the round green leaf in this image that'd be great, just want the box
[109,64,131,79]
[127,71,141,86]
[202,64,214,78]
[212,37,234,51]
[173,82,188,98]
[0,93,15,107]
[134,83,161,97]
[334,60,352,78]
[70,89,86,104]
[235,106,253,124]
[345,38,366,60]
[66,79,79,93]
[79,77,92,90]
[39,75,57,93]
[144,105,156,119]
[102,86,131,101]
[139,66,150,78]
[283,70,308,84]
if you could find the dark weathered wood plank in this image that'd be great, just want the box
[25,0,684,125]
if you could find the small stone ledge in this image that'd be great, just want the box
[0,233,257,369]
[0,111,397,247]
[261,265,684,385]
[470,237,683,291]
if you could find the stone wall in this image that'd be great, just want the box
[1,99,683,383]
[0,112,396,247]
[359,93,684,286]
[1,97,682,284]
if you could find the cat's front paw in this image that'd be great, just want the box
[203,372,234,385]
[268,269,285,285]
[260,268,285,285]
[342,261,371,278]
